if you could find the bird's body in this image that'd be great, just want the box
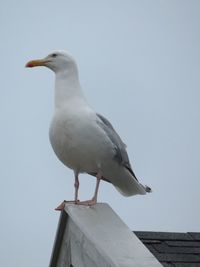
[26,50,151,207]
[49,105,112,175]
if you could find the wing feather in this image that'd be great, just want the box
[96,113,138,180]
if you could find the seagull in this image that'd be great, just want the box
[26,51,151,210]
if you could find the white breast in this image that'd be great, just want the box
[49,106,115,173]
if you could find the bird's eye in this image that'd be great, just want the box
[52,53,57,57]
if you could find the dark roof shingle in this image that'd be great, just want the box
[135,231,200,267]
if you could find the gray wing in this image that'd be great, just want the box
[96,113,138,180]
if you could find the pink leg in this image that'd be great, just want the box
[74,171,79,203]
[78,172,101,206]
[55,172,80,211]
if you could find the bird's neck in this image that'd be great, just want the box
[54,69,85,109]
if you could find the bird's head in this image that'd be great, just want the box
[25,51,77,73]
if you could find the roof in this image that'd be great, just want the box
[49,204,162,267]
[135,231,200,267]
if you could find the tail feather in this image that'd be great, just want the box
[111,168,151,196]
[140,183,152,193]
[88,167,152,197]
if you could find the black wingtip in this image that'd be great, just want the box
[145,185,152,193]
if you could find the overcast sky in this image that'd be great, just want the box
[0,1,200,266]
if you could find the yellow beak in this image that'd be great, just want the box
[25,59,49,68]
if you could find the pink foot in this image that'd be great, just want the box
[77,198,97,206]
[55,200,80,211]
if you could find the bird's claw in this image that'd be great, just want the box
[55,199,80,211]
[76,198,97,206]
[55,198,97,210]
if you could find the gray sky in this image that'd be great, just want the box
[0,0,200,266]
